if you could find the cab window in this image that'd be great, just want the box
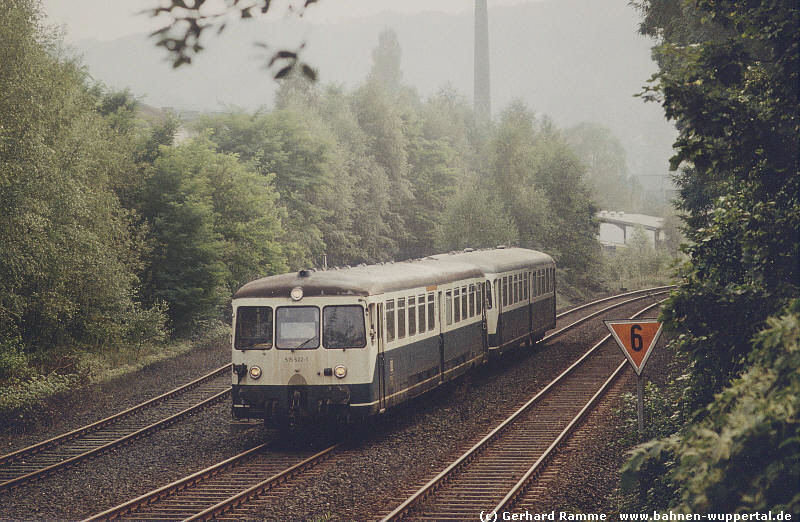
[323,305,366,349]
[235,306,273,350]
[276,306,319,349]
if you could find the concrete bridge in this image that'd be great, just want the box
[597,211,665,250]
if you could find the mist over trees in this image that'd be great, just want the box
[1,5,607,404]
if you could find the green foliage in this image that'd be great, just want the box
[0,0,166,359]
[622,1,799,513]
[435,180,519,251]
[140,138,287,334]
[632,0,800,405]
[485,102,603,286]
[0,373,79,415]
[0,339,29,382]
[198,109,349,268]
[604,226,674,290]
[622,301,800,513]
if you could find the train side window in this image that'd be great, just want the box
[502,277,508,306]
[477,283,483,314]
[540,270,545,295]
[545,269,549,294]
[427,293,436,330]
[408,296,416,336]
[454,288,461,323]
[515,275,521,303]
[523,272,529,300]
[397,298,406,339]
[461,285,468,319]
[527,272,531,299]
[385,300,395,342]
[469,284,476,317]
[445,291,453,325]
[485,281,492,310]
[418,294,426,334]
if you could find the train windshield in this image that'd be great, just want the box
[323,305,367,349]
[235,306,273,350]
[276,306,320,349]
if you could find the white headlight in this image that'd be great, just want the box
[249,366,262,379]
[333,365,347,379]
[290,286,303,301]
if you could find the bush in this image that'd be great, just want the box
[621,300,800,514]
[0,373,79,416]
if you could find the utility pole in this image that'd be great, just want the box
[474,0,491,125]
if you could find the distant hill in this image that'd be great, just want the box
[74,0,675,193]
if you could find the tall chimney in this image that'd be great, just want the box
[474,0,491,124]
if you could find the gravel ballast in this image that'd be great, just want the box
[0,297,669,521]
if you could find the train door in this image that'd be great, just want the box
[494,278,502,346]
[437,291,445,382]
[481,282,489,357]
[374,303,387,413]
[528,271,534,343]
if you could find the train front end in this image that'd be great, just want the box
[231,273,379,427]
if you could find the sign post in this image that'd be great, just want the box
[604,319,663,440]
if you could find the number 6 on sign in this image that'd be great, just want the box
[604,319,663,374]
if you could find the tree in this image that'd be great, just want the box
[622,0,799,513]
[565,122,643,211]
[435,180,518,251]
[199,109,353,268]
[638,0,800,404]
[0,0,166,360]
[140,142,229,334]
[484,101,602,285]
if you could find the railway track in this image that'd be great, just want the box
[0,365,232,491]
[81,288,669,521]
[83,443,339,521]
[380,299,665,521]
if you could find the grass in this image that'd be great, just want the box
[0,321,229,418]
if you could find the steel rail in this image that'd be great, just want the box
[381,300,665,521]
[554,285,673,320]
[490,301,664,515]
[82,288,670,522]
[186,444,341,521]
[0,364,230,467]
[544,290,668,342]
[0,367,231,490]
[84,443,341,521]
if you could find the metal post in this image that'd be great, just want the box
[637,373,645,440]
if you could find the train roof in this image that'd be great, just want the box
[233,248,554,299]
[428,247,554,274]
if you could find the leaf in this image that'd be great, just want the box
[274,65,293,79]
[268,50,297,67]
[301,63,317,81]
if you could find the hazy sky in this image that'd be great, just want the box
[43,0,540,42]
